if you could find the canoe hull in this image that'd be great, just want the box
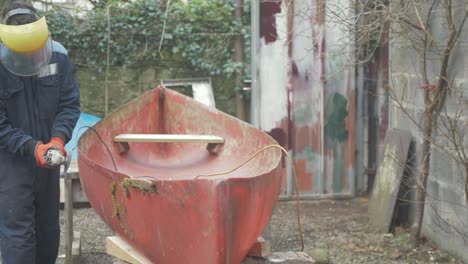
[78,87,282,263]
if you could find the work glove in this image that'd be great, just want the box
[48,137,67,157]
[34,137,67,168]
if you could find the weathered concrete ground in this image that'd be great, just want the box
[54,197,462,264]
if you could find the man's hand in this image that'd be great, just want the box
[34,142,51,168]
[48,137,66,157]
[34,137,67,168]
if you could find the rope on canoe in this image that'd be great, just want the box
[75,126,119,171]
[195,144,305,252]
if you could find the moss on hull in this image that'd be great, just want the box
[121,178,157,198]
[110,182,120,218]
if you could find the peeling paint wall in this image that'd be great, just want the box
[257,1,289,133]
[363,43,390,193]
[289,0,325,195]
[323,0,356,195]
[252,0,360,197]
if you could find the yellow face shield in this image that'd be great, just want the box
[0,17,49,53]
[0,17,52,76]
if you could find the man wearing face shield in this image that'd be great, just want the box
[0,1,80,263]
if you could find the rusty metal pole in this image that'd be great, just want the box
[234,0,246,121]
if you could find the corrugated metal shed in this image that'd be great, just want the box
[251,0,361,197]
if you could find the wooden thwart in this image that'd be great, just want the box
[114,134,225,154]
[114,134,224,143]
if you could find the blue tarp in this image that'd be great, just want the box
[65,112,101,158]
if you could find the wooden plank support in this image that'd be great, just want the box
[61,155,82,264]
[64,167,73,264]
[243,252,316,264]
[114,134,225,155]
[107,236,152,264]
[108,235,315,264]
[60,159,88,204]
[71,231,81,263]
[246,236,271,258]
[58,231,81,263]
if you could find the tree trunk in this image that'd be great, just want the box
[234,0,246,121]
[411,93,434,244]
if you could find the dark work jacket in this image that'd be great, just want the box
[0,41,80,180]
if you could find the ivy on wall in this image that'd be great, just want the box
[45,0,250,77]
[42,0,251,116]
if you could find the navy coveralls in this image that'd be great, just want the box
[0,41,80,264]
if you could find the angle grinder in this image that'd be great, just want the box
[44,148,71,168]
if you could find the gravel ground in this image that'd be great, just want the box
[40,197,466,263]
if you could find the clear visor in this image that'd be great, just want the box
[0,37,52,76]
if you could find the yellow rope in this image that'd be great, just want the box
[195,144,304,251]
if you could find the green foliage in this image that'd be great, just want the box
[45,0,250,77]
[43,0,251,117]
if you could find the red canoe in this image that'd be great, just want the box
[77,86,282,263]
